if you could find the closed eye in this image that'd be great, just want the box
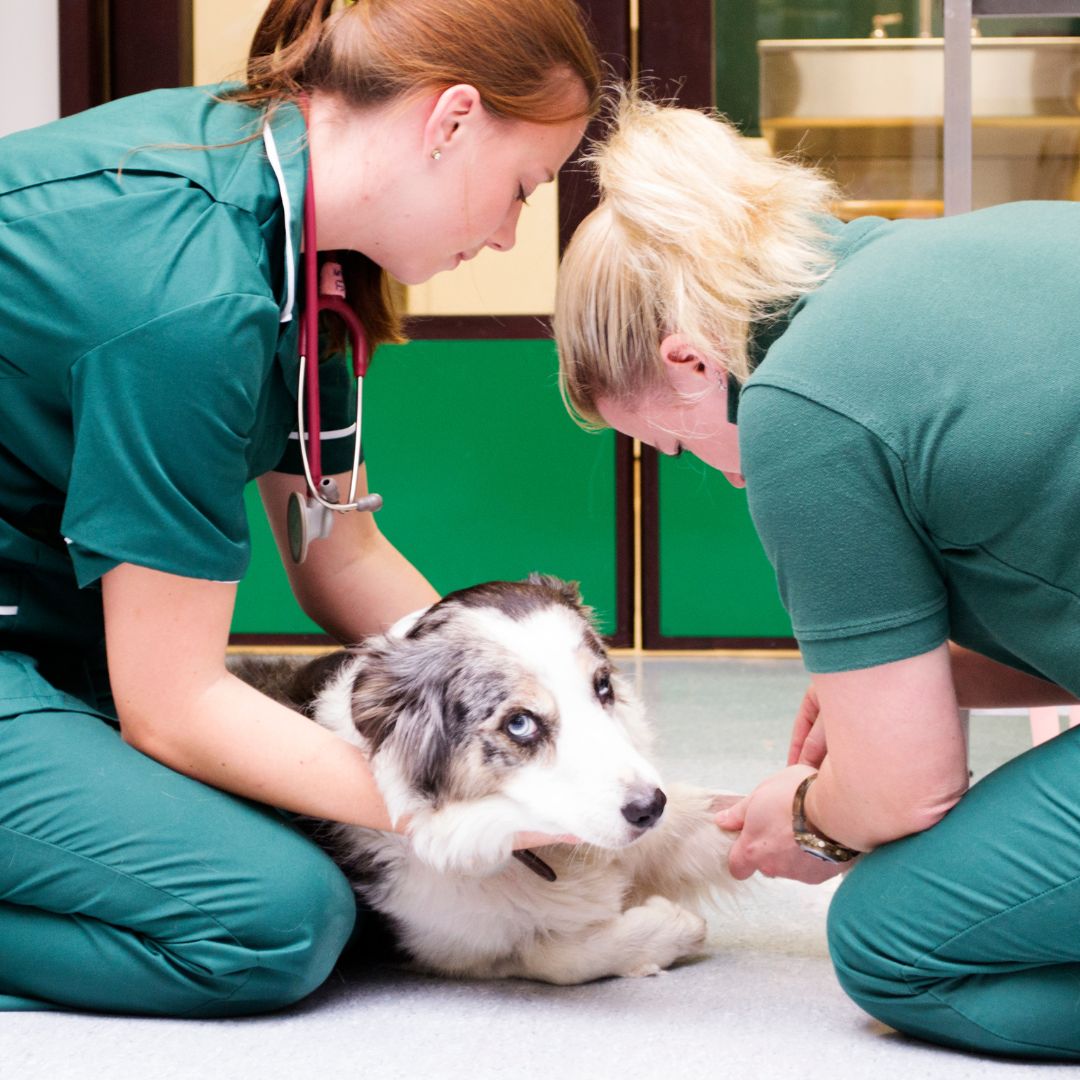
[517,184,530,207]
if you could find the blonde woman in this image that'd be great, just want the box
[555,95,1080,1061]
[0,0,599,1016]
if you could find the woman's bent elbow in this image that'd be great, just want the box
[865,789,967,849]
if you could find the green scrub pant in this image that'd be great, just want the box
[0,705,358,1017]
[828,725,1080,1060]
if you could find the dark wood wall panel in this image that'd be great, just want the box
[109,0,193,99]
[558,0,633,253]
[637,0,715,112]
[58,0,109,116]
[59,0,192,113]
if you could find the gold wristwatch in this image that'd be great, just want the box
[792,773,863,864]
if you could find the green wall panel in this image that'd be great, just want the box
[658,454,790,638]
[233,338,618,637]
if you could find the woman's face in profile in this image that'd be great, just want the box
[598,375,745,488]
[321,82,588,287]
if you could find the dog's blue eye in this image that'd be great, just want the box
[594,673,614,705]
[504,713,539,741]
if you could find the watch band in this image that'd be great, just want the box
[792,773,863,864]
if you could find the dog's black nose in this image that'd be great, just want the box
[621,787,667,830]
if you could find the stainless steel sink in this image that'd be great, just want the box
[758,37,1080,214]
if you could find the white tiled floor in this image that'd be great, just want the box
[1,657,1070,1080]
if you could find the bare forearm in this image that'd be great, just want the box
[949,643,1077,709]
[120,673,395,829]
[259,468,439,641]
[297,530,439,643]
[804,646,970,852]
[804,750,967,853]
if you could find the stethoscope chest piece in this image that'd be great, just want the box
[287,478,384,564]
[287,489,334,564]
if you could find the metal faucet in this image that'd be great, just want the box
[870,12,904,38]
[919,0,934,37]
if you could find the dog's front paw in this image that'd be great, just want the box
[615,896,708,977]
[622,962,664,978]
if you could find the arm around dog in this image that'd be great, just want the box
[103,562,399,829]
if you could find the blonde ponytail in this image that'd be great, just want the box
[555,93,838,426]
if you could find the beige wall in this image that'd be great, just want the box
[192,0,558,316]
[193,0,267,86]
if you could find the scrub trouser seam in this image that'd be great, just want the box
[898,869,1080,1056]
[0,820,266,992]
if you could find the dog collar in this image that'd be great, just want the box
[513,849,557,882]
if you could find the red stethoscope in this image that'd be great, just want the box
[262,120,382,563]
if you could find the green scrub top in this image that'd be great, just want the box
[739,202,1080,693]
[0,86,356,711]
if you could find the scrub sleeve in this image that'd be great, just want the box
[739,203,1080,1059]
[0,89,362,1016]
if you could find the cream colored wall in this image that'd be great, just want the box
[191,0,558,316]
[193,0,266,85]
[405,182,559,316]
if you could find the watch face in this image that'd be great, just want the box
[796,834,856,864]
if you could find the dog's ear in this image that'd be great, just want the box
[346,634,460,802]
[525,572,583,608]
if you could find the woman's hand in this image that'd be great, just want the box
[513,831,581,849]
[787,684,827,767]
[715,764,844,884]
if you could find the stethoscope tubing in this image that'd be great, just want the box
[263,116,375,518]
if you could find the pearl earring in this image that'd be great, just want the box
[431,149,442,160]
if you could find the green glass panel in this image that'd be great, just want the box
[233,339,618,636]
[658,454,790,638]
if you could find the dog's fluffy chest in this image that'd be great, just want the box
[343,830,633,977]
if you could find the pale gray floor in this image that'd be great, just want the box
[2,657,1072,1080]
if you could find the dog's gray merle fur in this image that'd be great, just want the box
[233,574,736,984]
